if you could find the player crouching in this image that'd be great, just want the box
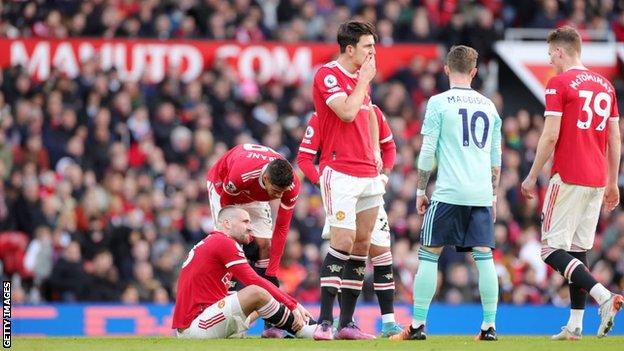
[172,206,316,339]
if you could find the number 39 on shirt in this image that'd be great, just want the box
[577,90,612,131]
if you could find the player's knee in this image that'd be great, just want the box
[540,246,558,262]
[351,241,370,256]
[248,285,271,303]
[369,244,389,259]
[331,230,355,252]
[423,246,443,255]
[472,246,491,253]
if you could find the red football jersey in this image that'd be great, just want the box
[172,232,248,329]
[544,67,619,186]
[312,60,378,178]
[206,143,299,208]
[206,143,299,276]
[298,105,396,184]
[172,231,298,329]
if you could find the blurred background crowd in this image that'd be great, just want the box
[0,0,623,310]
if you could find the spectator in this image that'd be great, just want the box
[47,241,90,301]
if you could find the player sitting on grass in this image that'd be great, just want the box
[172,206,316,339]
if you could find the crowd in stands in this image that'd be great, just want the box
[0,0,623,308]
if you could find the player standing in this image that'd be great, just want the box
[391,45,502,341]
[521,26,623,340]
[297,105,402,337]
[172,206,315,339]
[311,21,384,340]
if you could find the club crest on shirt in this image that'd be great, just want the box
[218,299,226,309]
[324,74,338,88]
[305,126,314,138]
[336,211,346,221]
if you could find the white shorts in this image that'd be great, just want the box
[319,167,385,231]
[321,206,391,247]
[176,293,249,339]
[208,181,273,239]
[541,174,605,251]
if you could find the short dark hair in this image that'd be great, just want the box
[547,26,581,55]
[266,159,294,188]
[446,45,478,74]
[337,21,377,53]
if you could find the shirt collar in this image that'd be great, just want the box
[335,61,358,79]
[259,164,268,189]
[567,65,588,71]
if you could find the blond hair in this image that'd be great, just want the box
[547,26,581,56]
[446,45,478,74]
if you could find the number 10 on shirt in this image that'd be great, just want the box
[459,108,489,149]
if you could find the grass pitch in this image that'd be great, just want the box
[10,336,624,351]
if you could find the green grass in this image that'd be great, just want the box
[10,336,624,351]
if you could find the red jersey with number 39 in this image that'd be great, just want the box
[312,61,378,178]
[544,67,619,187]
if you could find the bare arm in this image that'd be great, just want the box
[607,119,621,186]
[603,119,621,211]
[328,80,370,122]
[417,169,432,193]
[327,54,376,122]
[492,167,501,197]
[521,115,561,198]
[527,116,561,178]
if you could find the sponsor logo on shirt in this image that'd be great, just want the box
[545,89,557,95]
[324,74,338,88]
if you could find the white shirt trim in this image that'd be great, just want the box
[609,116,619,121]
[280,203,295,210]
[325,92,347,105]
[567,65,588,71]
[544,111,563,117]
[334,61,358,78]
[225,259,248,268]
[299,147,317,155]
[380,135,394,144]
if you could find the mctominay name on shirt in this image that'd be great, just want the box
[569,72,613,93]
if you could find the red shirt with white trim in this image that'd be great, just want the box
[297,105,396,184]
[172,231,298,329]
[312,61,378,178]
[206,143,300,276]
[544,67,619,187]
